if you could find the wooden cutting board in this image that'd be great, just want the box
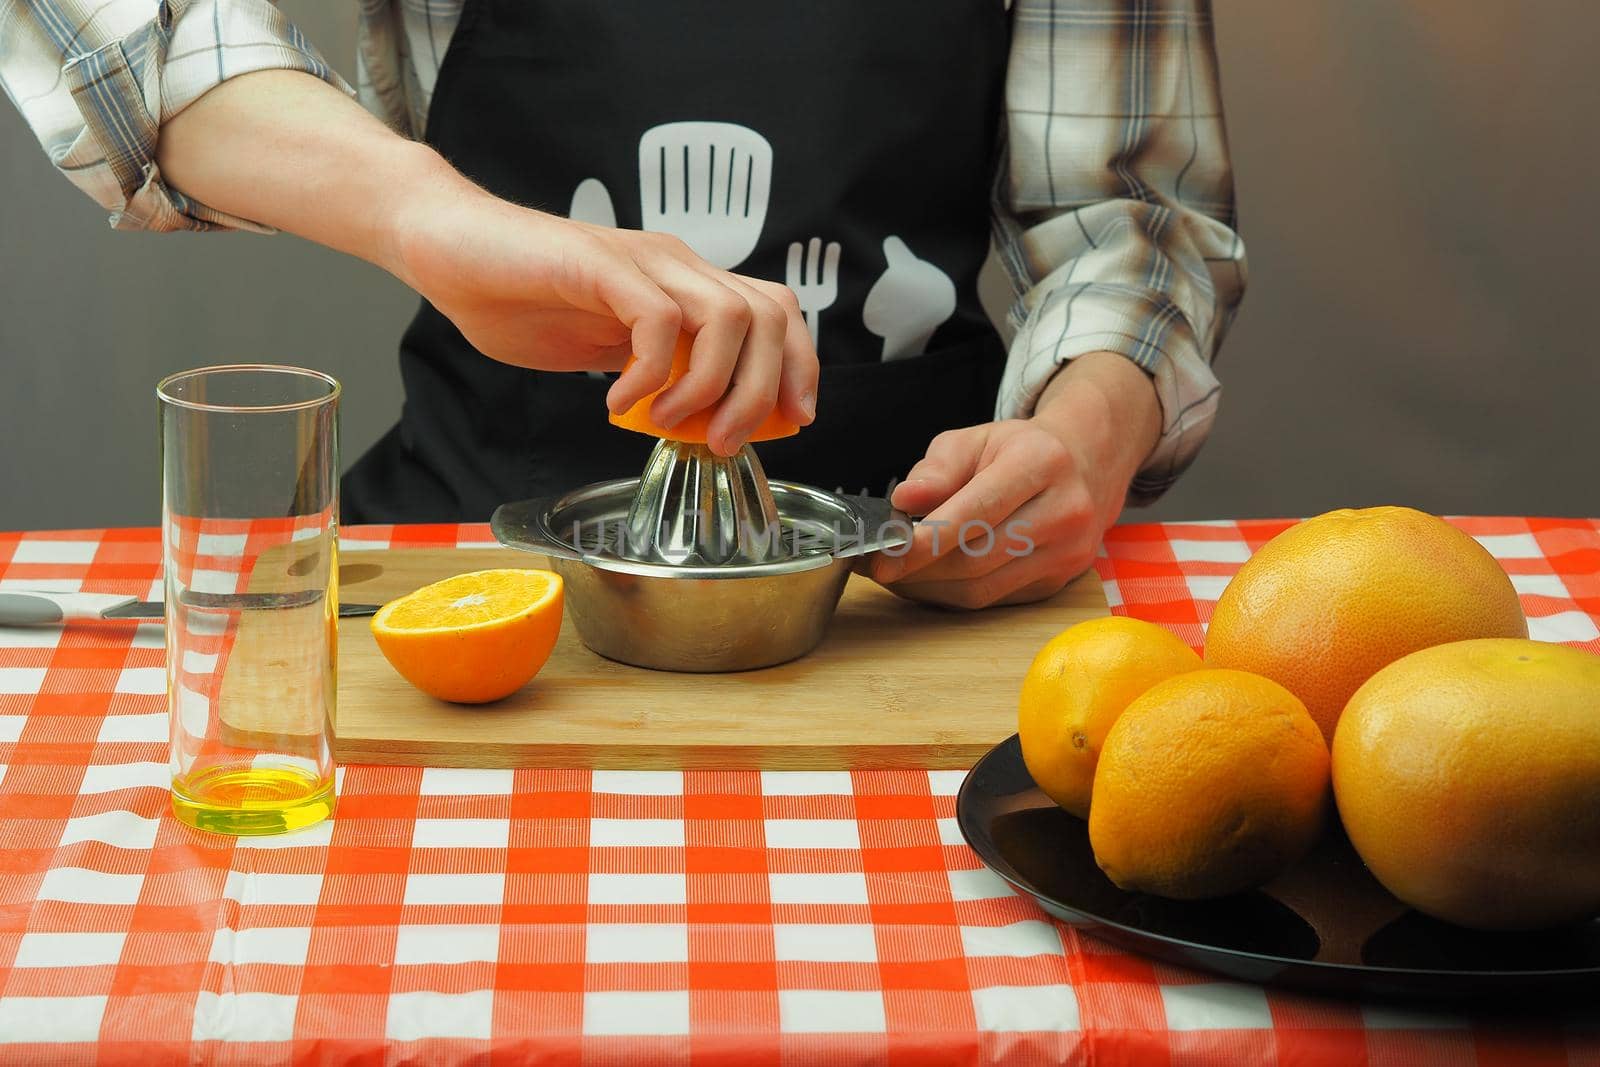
[275,547,1106,769]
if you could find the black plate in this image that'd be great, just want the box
[957,735,1600,1005]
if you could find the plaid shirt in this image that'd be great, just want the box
[0,0,1245,499]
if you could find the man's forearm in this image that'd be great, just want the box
[1031,352,1163,508]
[155,69,455,281]
[151,68,815,445]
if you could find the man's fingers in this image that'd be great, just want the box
[581,342,634,375]
[599,263,683,414]
[705,278,788,455]
[909,432,979,486]
[889,427,991,515]
[745,278,819,427]
[994,574,1081,607]
[641,260,755,430]
[887,544,1093,610]
[886,559,1039,612]
[873,440,1050,585]
[897,502,1039,583]
[780,319,820,426]
[902,489,1086,584]
[889,477,951,519]
[594,238,812,439]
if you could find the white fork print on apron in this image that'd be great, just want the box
[786,237,841,348]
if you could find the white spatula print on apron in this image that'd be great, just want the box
[639,122,774,270]
[863,235,956,360]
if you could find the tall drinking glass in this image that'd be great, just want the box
[158,365,339,835]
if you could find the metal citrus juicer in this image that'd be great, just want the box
[491,427,910,672]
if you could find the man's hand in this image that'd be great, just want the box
[156,70,815,457]
[865,351,1163,609]
[386,167,817,455]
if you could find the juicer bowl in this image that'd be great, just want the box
[547,552,854,672]
[491,477,908,672]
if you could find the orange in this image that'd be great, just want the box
[1205,506,1526,743]
[1018,617,1201,818]
[371,569,564,704]
[609,332,800,443]
[1089,669,1330,900]
[1333,638,1600,930]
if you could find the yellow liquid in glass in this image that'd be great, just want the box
[171,764,335,836]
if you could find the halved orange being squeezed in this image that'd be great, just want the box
[609,332,800,443]
[371,569,563,704]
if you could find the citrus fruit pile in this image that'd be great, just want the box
[1020,506,1600,929]
[372,568,564,704]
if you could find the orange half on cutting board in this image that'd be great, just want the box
[371,569,564,704]
[609,332,800,443]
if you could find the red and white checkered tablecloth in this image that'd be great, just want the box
[1,518,1597,1066]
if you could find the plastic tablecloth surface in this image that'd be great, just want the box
[2,517,1598,1066]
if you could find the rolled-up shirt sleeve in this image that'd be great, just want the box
[0,0,351,232]
[993,0,1247,503]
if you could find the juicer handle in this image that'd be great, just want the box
[489,500,589,561]
[832,496,913,558]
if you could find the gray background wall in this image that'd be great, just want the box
[2,0,1595,531]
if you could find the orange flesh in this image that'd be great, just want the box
[370,569,564,704]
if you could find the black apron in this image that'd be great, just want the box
[343,0,1012,523]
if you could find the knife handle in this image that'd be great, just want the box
[0,592,141,626]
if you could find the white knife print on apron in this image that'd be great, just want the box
[568,179,620,378]
[863,235,956,360]
[568,177,617,228]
